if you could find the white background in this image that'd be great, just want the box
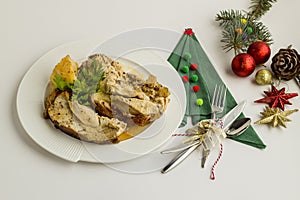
[1,0,300,200]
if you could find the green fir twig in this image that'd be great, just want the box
[248,0,277,20]
[215,0,277,55]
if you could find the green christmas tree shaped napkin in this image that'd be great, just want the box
[168,28,266,149]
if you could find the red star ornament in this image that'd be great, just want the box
[254,85,298,110]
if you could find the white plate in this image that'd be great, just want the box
[16,34,186,163]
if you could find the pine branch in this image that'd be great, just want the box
[215,10,246,27]
[248,0,277,19]
[219,18,247,53]
[248,21,273,44]
[215,0,277,54]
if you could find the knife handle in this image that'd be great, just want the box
[160,140,200,154]
[161,143,200,174]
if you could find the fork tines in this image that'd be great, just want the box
[211,84,227,119]
[213,85,226,108]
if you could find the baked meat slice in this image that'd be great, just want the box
[89,55,170,127]
[110,95,164,126]
[90,91,113,118]
[47,92,127,144]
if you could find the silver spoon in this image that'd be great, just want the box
[226,117,251,137]
[161,118,251,174]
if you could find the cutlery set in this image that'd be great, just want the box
[161,84,251,174]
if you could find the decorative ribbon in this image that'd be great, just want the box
[181,119,226,180]
[183,119,226,145]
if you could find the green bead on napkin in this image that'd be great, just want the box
[168,28,266,149]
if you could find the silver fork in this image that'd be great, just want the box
[211,85,226,119]
[201,84,226,167]
[161,84,227,173]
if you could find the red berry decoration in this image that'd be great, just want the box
[231,53,256,77]
[190,63,198,70]
[247,41,271,65]
[184,28,194,36]
[182,75,189,82]
[193,85,200,92]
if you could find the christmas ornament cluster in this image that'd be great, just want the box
[216,0,300,129]
[231,42,300,85]
[215,0,300,84]
[231,41,271,78]
[230,42,300,128]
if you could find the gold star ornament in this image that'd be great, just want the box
[255,106,298,128]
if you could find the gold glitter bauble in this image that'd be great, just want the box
[255,69,273,85]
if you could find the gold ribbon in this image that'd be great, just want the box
[183,119,227,146]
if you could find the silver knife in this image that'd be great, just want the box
[161,100,247,173]
[161,140,200,154]
[221,100,246,130]
[161,142,200,174]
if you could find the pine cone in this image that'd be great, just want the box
[271,46,300,81]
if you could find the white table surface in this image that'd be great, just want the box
[1,0,300,199]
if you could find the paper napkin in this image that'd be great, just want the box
[168,28,266,149]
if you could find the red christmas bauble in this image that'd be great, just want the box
[231,53,256,77]
[247,41,271,65]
